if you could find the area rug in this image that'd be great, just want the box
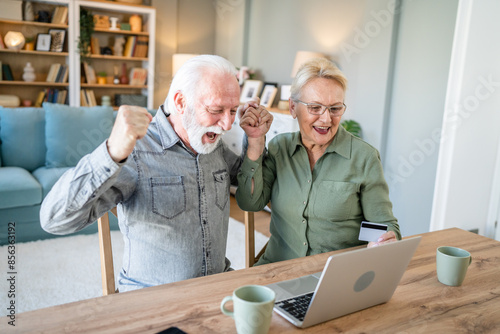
[0,218,268,315]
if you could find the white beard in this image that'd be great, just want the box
[182,108,225,154]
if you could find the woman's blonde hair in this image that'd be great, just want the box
[290,58,348,101]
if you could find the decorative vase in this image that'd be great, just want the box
[129,14,142,32]
[24,2,35,21]
[120,63,129,84]
[101,95,111,107]
[23,62,36,82]
[97,76,107,85]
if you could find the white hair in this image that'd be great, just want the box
[164,54,238,114]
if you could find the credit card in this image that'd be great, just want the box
[358,221,388,242]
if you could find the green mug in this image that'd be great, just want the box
[436,246,472,286]
[221,285,275,334]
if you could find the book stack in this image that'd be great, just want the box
[46,64,69,83]
[51,6,68,25]
[82,62,96,84]
[35,89,68,107]
[123,36,149,58]
[80,89,97,107]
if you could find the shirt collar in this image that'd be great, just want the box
[289,125,352,159]
[154,105,181,150]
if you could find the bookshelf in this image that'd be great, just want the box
[0,0,155,109]
[0,0,71,106]
[74,1,156,109]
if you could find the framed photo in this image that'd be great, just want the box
[49,29,66,52]
[36,33,51,51]
[260,83,278,108]
[280,85,292,101]
[240,79,263,104]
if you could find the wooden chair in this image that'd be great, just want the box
[97,207,118,296]
[244,211,268,267]
[97,207,266,295]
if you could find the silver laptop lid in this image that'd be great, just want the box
[268,237,421,328]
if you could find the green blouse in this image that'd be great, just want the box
[236,126,400,265]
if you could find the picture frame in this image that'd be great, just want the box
[280,84,292,101]
[48,29,66,52]
[36,33,51,51]
[260,83,278,108]
[240,79,263,104]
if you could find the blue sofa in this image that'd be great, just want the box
[0,103,156,245]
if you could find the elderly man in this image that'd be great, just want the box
[40,55,272,292]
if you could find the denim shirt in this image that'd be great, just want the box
[40,108,242,292]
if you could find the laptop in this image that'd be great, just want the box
[265,236,421,328]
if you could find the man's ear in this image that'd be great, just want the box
[289,98,297,119]
[173,91,187,114]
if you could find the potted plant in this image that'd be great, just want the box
[24,37,35,51]
[341,119,362,138]
[78,8,95,63]
[97,71,107,84]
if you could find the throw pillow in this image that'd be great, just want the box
[0,107,46,172]
[43,103,114,168]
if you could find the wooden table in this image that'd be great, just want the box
[9,228,500,333]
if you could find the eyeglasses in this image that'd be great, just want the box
[294,100,347,117]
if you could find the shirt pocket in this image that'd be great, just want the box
[313,181,360,221]
[213,170,229,211]
[150,176,186,219]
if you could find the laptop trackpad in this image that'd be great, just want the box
[277,275,319,296]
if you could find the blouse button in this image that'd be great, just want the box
[303,242,307,246]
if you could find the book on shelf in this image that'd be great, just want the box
[133,36,149,58]
[0,61,2,81]
[80,89,97,107]
[90,37,100,55]
[51,6,68,25]
[0,34,5,49]
[45,64,68,83]
[35,88,68,107]
[82,62,96,84]
[129,67,148,86]
[124,36,137,58]
[2,64,13,81]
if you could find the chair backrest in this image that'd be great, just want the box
[97,207,118,296]
[244,211,267,267]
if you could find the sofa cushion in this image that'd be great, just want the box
[32,166,72,199]
[0,107,46,172]
[0,166,42,209]
[43,103,114,168]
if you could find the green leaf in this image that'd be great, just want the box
[341,119,362,138]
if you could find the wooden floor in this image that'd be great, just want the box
[229,195,271,238]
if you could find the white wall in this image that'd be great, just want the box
[383,0,458,236]
[431,0,500,236]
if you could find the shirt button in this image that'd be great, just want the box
[104,167,110,173]
[303,201,306,205]
[303,242,307,246]
[307,179,311,183]
[251,168,255,172]
[302,220,306,224]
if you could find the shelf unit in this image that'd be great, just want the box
[74,0,156,109]
[0,0,155,109]
[0,0,71,105]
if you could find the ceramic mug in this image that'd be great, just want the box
[221,285,275,334]
[436,246,472,286]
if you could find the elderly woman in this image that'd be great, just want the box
[236,58,401,265]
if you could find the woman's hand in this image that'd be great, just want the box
[368,231,398,248]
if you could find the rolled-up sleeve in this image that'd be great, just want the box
[40,141,135,234]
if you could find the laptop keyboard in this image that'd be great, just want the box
[275,292,314,322]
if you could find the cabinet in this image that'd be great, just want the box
[0,0,155,109]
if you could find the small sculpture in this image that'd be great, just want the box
[114,36,125,56]
[23,62,36,82]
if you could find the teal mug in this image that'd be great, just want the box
[436,246,472,286]
[221,285,275,334]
